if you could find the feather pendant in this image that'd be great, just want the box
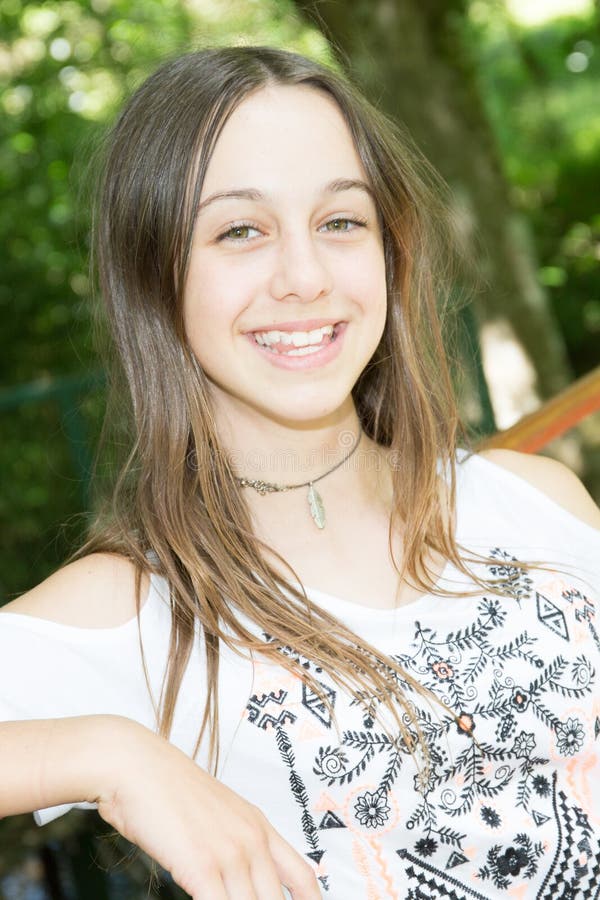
[307,483,326,529]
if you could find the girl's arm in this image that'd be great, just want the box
[0,714,123,817]
[0,557,321,899]
[0,713,320,899]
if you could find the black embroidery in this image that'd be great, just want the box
[398,849,491,898]
[247,689,296,729]
[537,777,600,898]
[275,726,329,892]
[477,833,544,889]
[354,790,391,828]
[487,548,534,604]
[481,806,501,828]
[537,592,569,640]
[242,546,599,895]
[564,587,600,654]
[302,681,335,727]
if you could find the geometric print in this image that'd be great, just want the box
[397,850,491,897]
[539,784,600,899]
[536,592,569,640]
[243,546,600,897]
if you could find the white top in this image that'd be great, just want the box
[1,451,599,898]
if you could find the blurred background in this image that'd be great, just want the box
[1,0,599,895]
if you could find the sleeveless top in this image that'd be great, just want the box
[1,450,599,899]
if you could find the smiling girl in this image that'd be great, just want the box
[1,47,599,900]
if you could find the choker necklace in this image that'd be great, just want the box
[235,427,363,530]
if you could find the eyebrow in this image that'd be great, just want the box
[196,178,376,214]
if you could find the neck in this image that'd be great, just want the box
[212,402,394,536]
[215,397,362,482]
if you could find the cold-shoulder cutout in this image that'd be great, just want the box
[0,553,151,629]
[476,448,600,532]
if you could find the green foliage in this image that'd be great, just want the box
[466,2,600,376]
[0,0,328,601]
[0,0,199,600]
[0,5,327,894]
[1,1,599,895]
[2,1,599,601]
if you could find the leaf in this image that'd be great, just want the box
[407,803,427,829]
[516,779,531,809]
[307,483,326,529]
[437,825,466,846]
[464,651,488,682]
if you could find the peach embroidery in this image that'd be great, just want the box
[431,660,454,680]
[564,748,600,825]
[367,835,399,900]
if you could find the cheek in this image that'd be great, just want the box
[337,245,387,314]
[183,256,254,338]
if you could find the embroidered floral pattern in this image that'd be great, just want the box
[414,836,438,857]
[510,687,530,711]
[431,660,454,680]
[455,711,476,736]
[478,833,544,889]
[532,773,551,797]
[243,545,600,897]
[481,805,502,828]
[555,716,585,756]
[354,790,390,828]
[487,548,534,604]
[513,731,536,758]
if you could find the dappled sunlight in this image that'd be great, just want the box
[505,0,593,26]
[480,319,541,429]
[1,1,599,896]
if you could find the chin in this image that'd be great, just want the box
[210,376,358,428]
[256,399,353,429]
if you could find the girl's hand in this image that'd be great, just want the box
[96,718,322,899]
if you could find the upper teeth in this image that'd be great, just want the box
[253,324,335,347]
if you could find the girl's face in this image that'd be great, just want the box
[183,84,387,429]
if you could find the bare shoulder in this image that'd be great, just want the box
[478,448,600,531]
[0,553,151,628]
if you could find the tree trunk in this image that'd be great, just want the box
[295,0,573,429]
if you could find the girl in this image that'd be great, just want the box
[1,46,599,900]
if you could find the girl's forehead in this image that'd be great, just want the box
[200,84,368,197]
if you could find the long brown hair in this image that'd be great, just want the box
[75,46,494,770]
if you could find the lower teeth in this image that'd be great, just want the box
[279,344,323,356]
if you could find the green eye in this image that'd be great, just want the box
[219,223,261,241]
[227,225,251,239]
[322,217,366,233]
[326,218,350,231]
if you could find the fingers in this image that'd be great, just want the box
[190,877,228,900]
[220,827,286,899]
[248,857,288,899]
[192,868,285,900]
[187,860,286,900]
[265,826,321,898]
[191,834,284,900]
[222,866,260,900]
[101,726,316,900]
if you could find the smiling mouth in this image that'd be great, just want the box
[250,322,344,356]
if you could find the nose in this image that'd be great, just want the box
[269,229,334,303]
